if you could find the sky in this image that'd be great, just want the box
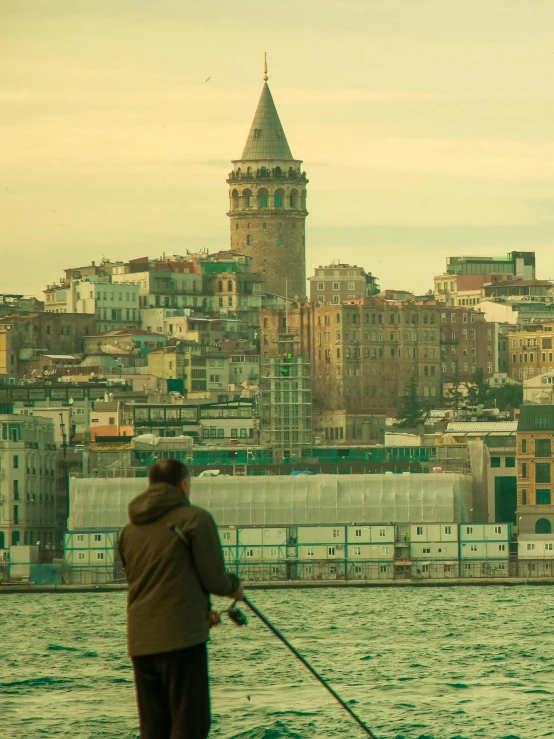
[1,0,553,299]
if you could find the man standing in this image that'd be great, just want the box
[119,459,243,739]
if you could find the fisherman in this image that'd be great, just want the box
[119,459,243,739]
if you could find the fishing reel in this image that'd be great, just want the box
[227,602,248,627]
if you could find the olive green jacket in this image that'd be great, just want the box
[119,482,240,657]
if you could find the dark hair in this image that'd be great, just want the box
[148,459,190,487]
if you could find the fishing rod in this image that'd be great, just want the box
[227,596,378,739]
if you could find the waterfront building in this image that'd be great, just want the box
[308,263,380,304]
[227,63,308,298]
[0,414,57,550]
[516,405,554,536]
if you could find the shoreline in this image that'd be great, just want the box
[1,577,554,594]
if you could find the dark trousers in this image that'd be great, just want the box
[132,642,210,739]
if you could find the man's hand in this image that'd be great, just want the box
[209,610,221,629]
[231,582,244,601]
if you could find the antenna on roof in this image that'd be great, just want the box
[263,52,268,82]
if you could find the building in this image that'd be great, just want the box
[89,400,134,440]
[44,277,140,332]
[0,295,43,316]
[508,321,554,382]
[434,252,536,307]
[516,405,554,536]
[83,328,166,357]
[439,307,497,382]
[147,343,229,397]
[0,414,58,550]
[483,279,553,303]
[308,263,379,304]
[523,369,554,405]
[313,410,385,445]
[0,312,96,378]
[227,62,307,298]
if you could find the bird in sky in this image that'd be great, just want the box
[205,76,211,83]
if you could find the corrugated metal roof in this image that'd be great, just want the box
[446,422,517,433]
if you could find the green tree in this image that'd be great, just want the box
[489,382,523,412]
[465,368,491,407]
[397,377,429,428]
[444,367,465,412]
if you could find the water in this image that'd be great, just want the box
[1,587,554,739]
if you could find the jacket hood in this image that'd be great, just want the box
[128,482,189,525]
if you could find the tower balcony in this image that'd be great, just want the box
[227,167,308,184]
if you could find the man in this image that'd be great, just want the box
[119,459,243,739]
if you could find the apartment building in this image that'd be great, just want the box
[147,343,229,396]
[308,263,379,304]
[516,405,554,536]
[0,415,58,550]
[439,307,497,381]
[508,321,554,381]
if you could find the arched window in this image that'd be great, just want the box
[258,188,269,208]
[274,188,285,208]
[231,189,239,210]
[218,280,223,293]
[227,280,233,292]
[242,189,253,208]
[246,167,252,175]
[289,189,298,208]
[536,518,552,534]
[278,236,285,245]
[11,530,20,546]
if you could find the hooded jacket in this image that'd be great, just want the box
[118,482,240,657]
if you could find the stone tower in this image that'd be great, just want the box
[227,61,308,298]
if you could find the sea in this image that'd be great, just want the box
[1,586,553,739]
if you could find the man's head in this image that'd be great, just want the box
[148,459,190,499]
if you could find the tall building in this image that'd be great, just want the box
[0,415,58,550]
[516,405,554,536]
[508,321,554,381]
[227,60,308,299]
[308,263,380,304]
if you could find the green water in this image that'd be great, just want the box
[1,587,553,738]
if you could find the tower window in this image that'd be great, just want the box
[263,223,267,229]
[278,236,285,246]
[259,194,268,207]
[246,235,252,245]
[235,223,239,229]
[254,129,261,138]
[247,196,253,207]
[275,195,282,207]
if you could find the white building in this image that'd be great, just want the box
[0,415,57,551]
[523,369,554,405]
[44,277,140,332]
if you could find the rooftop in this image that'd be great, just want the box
[239,83,294,161]
[517,405,554,432]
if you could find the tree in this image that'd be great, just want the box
[465,368,491,407]
[397,377,429,428]
[444,366,465,412]
[489,382,523,412]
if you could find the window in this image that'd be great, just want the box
[246,235,252,245]
[494,526,502,534]
[246,549,254,558]
[421,565,429,573]
[470,544,478,552]
[522,489,527,505]
[537,489,551,505]
[222,532,230,541]
[332,529,340,538]
[306,547,314,556]
[379,528,386,537]
[13,480,19,499]
[209,374,221,384]
[328,547,335,556]
[498,544,506,551]
[353,546,361,556]
[522,463,527,479]
[270,549,278,557]
[277,236,285,246]
[13,455,18,469]
[536,463,551,484]
[94,534,102,542]
[536,439,552,457]
[444,526,451,535]
[527,543,535,551]
[77,534,84,542]
[423,547,431,554]
[416,526,423,536]
[354,528,362,537]
[96,552,104,560]
[546,542,553,551]
[78,553,86,561]
[490,457,501,468]
[466,527,473,535]
[381,546,389,555]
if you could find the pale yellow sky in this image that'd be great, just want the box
[1,0,553,298]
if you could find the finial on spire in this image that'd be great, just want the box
[263,52,268,82]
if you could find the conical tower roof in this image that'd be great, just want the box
[240,82,294,161]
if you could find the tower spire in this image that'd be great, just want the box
[263,52,268,82]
